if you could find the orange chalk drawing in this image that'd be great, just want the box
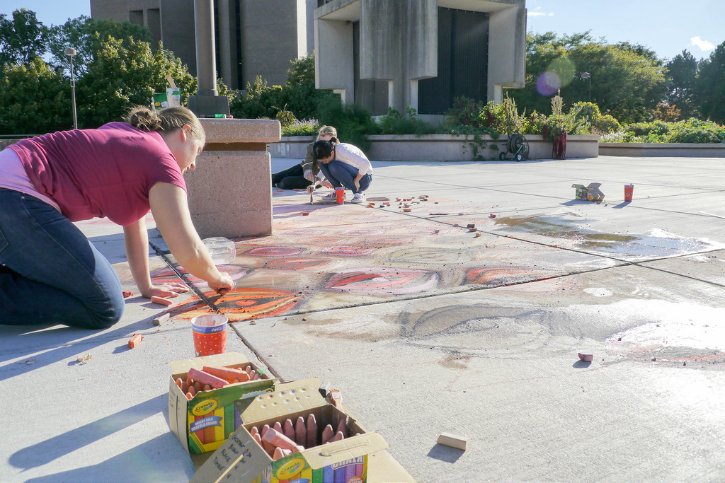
[171,288,300,321]
[326,268,438,295]
[465,267,536,286]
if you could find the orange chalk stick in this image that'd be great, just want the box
[150,295,173,306]
[202,365,250,384]
[272,447,292,461]
[188,367,228,389]
[127,333,144,349]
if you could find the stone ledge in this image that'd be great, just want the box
[269,134,600,160]
[600,143,725,157]
[200,118,281,145]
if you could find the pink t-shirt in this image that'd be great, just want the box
[9,122,186,225]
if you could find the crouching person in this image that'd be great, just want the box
[312,139,373,204]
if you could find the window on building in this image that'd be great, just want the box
[418,8,489,115]
[129,9,143,26]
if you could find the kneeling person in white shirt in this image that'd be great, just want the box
[312,139,373,204]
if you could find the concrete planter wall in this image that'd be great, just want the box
[269,134,600,161]
[600,143,725,157]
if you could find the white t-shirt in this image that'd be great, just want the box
[334,143,373,176]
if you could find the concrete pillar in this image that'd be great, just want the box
[185,119,281,238]
[190,0,230,116]
[359,0,436,112]
[315,18,354,98]
[487,2,526,102]
[217,0,237,89]
[409,79,418,112]
[194,0,218,96]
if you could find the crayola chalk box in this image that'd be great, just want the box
[168,352,276,454]
[191,379,393,483]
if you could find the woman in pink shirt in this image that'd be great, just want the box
[0,106,234,329]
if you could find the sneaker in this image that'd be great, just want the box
[319,191,338,203]
[350,193,366,204]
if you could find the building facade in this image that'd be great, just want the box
[90,0,526,114]
[315,0,526,115]
[90,0,316,89]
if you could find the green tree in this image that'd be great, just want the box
[0,9,48,66]
[509,32,667,123]
[77,36,196,128]
[665,50,699,119]
[695,42,725,123]
[284,55,336,120]
[47,16,152,76]
[0,58,71,134]
[230,55,336,121]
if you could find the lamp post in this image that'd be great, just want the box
[579,71,591,101]
[65,47,78,129]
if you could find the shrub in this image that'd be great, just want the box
[282,119,318,137]
[666,118,725,143]
[275,107,297,127]
[615,118,725,143]
[377,107,435,135]
[445,97,488,128]
[567,101,621,135]
[316,96,377,152]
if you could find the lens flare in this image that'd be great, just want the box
[536,71,560,96]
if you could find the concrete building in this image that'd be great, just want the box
[315,0,527,116]
[90,0,526,114]
[90,0,316,89]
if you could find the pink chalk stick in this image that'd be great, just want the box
[306,414,317,448]
[295,416,307,446]
[321,424,334,444]
[187,367,227,389]
[283,419,296,441]
[262,428,300,453]
[336,416,348,437]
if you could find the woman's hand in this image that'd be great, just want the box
[321,180,333,189]
[140,282,188,299]
[209,273,235,295]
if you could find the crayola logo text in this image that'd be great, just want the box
[192,399,218,416]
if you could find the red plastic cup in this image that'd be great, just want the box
[624,184,634,202]
[191,314,228,357]
[335,187,344,204]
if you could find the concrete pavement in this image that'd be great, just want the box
[1,155,724,482]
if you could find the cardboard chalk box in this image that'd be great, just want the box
[192,378,390,483]
[168,352,276,454]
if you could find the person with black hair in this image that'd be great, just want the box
[272,125,337,190]
[312,139,373,204]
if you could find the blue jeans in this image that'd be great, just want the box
[0,188,124,329]
[319,161,372,194]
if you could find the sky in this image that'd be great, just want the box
[2,0,724,62]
